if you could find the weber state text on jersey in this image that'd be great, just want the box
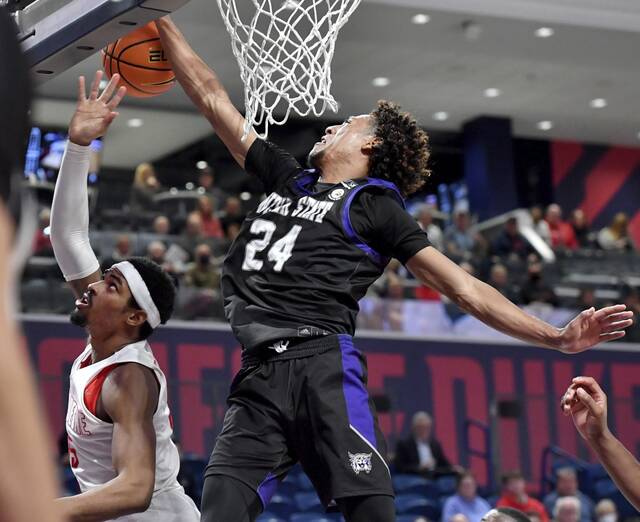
[222,139,430,356]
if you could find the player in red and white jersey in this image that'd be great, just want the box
[50,71,200,521]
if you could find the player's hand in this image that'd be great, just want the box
[557,304,633,354]
[0,203,14,299]
[560,376,610,442]
[69,70,126,146]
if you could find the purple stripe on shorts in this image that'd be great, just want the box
[257,472,278,508]
[338,334,376,448]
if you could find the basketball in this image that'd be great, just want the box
[102,22,174,98]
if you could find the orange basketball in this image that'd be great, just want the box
[102,22,174,98]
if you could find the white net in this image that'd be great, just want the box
[216,0,363,139]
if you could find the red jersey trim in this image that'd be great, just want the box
[83,364,122,417]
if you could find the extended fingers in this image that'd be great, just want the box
[99,73,121,101]
[594,304,627,321]
[107,86,127,111]
[78,75,86,102]
[89,70,103,100]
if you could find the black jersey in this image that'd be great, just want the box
[221,139,430,356]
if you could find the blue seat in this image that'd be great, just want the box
[594,478,618,499]
[256,513,286,522]
[436,475,457,495]
[298,473,316,491]
[295,492,324,513]
[290,513,334,522]
[266,494,296,519]
[395,494,441,519]
[393,475,430,492]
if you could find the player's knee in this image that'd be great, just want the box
[338,494,396,522]
[201,474,262,522]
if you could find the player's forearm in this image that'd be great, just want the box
[0,315,63,522]
[57,475,152,522]
[155,17,230,112]
[460,278,562,349]
[50,142,100,282]
[587,430,640,510]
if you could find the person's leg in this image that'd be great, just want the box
[337,495,396,522]
[201,475,263,522]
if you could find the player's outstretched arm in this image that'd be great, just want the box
[0,207,63,522]
[50,71,126,299]
[155,16,257,168]
[56,363,158,521]
[561,377,640,510]
[406,246,633,353]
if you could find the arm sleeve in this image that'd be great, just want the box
[351,191,431,264]
[244,138,302,194]
[50,141,100,281]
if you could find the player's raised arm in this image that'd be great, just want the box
[406,246,634,353]
[50,71,126,299]
[155,16,257,168]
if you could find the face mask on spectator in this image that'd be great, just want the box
[598,515,617,522]
[198,254,210,265]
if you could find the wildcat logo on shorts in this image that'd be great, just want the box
[329,188,345,201]
[348,452,372,475]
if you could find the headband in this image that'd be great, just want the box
[111,261,161,328]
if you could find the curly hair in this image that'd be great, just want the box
[369,100,431,197]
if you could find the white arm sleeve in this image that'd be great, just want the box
[50,141,100,281]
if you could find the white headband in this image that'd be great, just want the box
[111,261,161,329]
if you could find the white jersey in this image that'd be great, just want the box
[66,340,199,521]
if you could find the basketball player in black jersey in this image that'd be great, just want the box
[156,17,634,522]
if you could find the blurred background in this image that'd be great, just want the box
[10,0,640,521]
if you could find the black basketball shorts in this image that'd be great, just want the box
[205,334,393,509]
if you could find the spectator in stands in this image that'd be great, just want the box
[452,515,471,522]
[597,213,636,252]
[100,234,133,270]
[497,471,549,522]
[180,211,206,259]
[577,288,596,310]
[220,196,245,234]
[562,376,640,512]
[552,497,581,522]
[197,165,228,209]
[620,285,640,342]
[395,411,454,478]
[184,244,220,290]
[493,217,532,260]
[530,206,551,246]
[153,215,171,235]
[442,471,491,522]
[146,240,179,284]
[543,468,593,522]
[444,209,486,261]
[483,507,533,522]
[489,264,520,304]
[520,255,558,307]
[225,222,241,242]
[594,500,617,522]
[130,162,162,212]
[416,204,444,251]
[570,210,593,249]
[33,207,53,256]
[196,195,224,239]
[545,204,578,250]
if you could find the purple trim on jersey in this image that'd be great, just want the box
[340,178,404,265]
[338,334,377,448]
[257,472,278,508]
[293,169,319,196]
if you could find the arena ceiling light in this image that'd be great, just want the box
[590,98,608,109]
[126,118,144,128]
[535,27,554,38]
[537,120,554,131]
[196,161,209,169]
[484,88,501,98]
[433,111,449,121]
[372,77,390,87]
[411,13,430,25]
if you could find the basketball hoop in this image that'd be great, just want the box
[216,0,363,139]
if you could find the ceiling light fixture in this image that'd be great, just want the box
[535,27,554,38]
[411,13,430,25]
[196,160,209,170]
[126,118,143,128]
[537,120,553,131]
[433,111,449,121]
[372,77,390,87]
[484,88,501,98]
[590,98,607,109]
